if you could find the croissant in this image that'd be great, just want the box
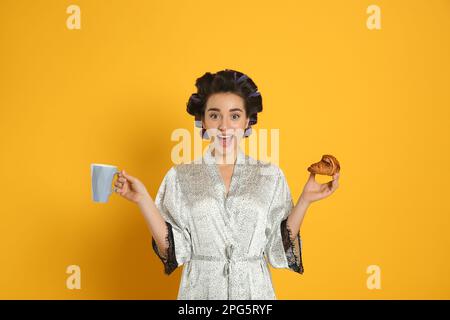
[307,154,340,176]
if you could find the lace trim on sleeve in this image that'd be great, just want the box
[151,221,178,275]
[281,218,304,274]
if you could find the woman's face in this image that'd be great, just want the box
[202,92,250,156]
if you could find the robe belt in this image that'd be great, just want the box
[190,244,265,299]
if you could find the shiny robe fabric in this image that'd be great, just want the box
[151,145,303,299]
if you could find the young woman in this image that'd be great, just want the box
[113,69,340,299]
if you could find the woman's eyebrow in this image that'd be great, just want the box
[206,107,244,112]
[206,107,221,112]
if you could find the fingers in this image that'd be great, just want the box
[114,180,124,188]
[114,170,130,194]
[113,181,123,193]
[117,170,133,184]
[120,170,136,183]
[322,173,340,192]
[330,172,340,191]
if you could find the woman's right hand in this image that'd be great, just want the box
[114,170,150,204]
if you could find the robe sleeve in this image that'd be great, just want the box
[264,167,304,274]
[151,166,192,275]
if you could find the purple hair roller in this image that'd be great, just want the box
[191,94,201,102]
[248,91,260,98]
[237,74,248,83]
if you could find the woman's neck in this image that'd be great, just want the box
[211,146,238,165]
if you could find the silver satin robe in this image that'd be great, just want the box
[151,145,304,299]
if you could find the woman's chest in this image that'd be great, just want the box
[217,164,234,195]
[177,164,278,228]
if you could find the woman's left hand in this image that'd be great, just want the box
[299,172,340,205]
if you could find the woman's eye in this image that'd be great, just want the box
[231,114,240,120]
[209,113,218,120]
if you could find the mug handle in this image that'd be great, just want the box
[111,169,121,193]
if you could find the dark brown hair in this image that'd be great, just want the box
[186,69,263,129]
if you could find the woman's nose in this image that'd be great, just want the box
[218,118,230,131]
